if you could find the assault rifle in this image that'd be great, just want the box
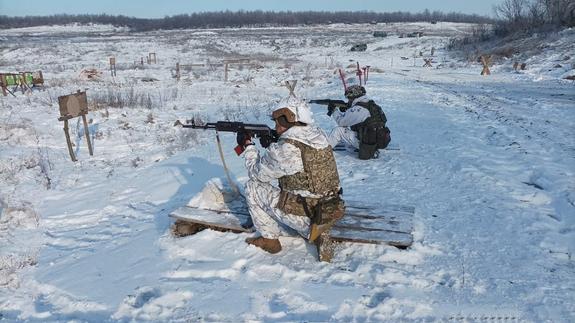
[309,99,349,116]
[174,119,279,155]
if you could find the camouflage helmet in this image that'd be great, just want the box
[344,85,366,99]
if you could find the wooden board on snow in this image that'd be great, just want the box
[170,200,414,247]
[171,206,254,233]
[333,144,400,152]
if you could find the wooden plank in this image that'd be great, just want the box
[346,202,415,214]
[330,227,412,247]
[333,144,400,151]
[169,200,414,247]
[337,213,411,233]
[170,208,413,234]
[170,207,253,233]
[333,202,413,246]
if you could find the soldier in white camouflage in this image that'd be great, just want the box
[327,85,391,159]
[237,100,344,260]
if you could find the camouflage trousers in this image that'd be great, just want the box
[245,179,310,240]
[328,126,359,149]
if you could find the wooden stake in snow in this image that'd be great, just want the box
[480,55,491,76]
[148,52,157,64]
[356,62,363,85]
[57,90,93,162]
[31,71,44,90]
[365,65,370,83]
[109,57,116,77]
[17,72,33,94]
[0,73,16,97]
[338,69,347,92]
[224,62,229,82]
[284,80,298,98]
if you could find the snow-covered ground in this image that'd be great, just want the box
[0,23,574,321]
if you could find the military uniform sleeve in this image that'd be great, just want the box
[331,105,370,127]
[244,141,304,183]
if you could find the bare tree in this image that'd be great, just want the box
[493,0,573,34]
[494,0,530,27]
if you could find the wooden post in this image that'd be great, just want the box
[0,74,16,97]
[63,118,77,162]
[431,47,435,56]
[356,62,362,86]
[19,72,33,94]
[148,53,156,64]
[338,69,347,92]
[33,71,44,90]
[365,66,370,83]
[176,62,180,81]
[141,57,144,65]
[0,74,7,96]
[513,62,519,70]
[81,114,93,156]
[480,55,491,75]
[224,62,229,82]
[17,74,25,94]
[109,57,116,77]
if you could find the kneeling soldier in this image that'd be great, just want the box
[238,100,344,261]
[327,85,391,160]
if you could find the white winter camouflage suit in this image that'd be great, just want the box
[244,124,332,239]
[327,95,372,149]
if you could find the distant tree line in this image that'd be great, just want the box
[0,10,494,30]
[493,0,575,35]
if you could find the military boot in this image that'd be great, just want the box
[245,236,282,254]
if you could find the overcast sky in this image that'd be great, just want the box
[0,0,503,18]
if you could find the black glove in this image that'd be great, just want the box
[236,131,253,148]
[259,130,279,148]
[259,134,272,148]
[327,103,336,116]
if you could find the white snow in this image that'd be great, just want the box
[0,22,574,321]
